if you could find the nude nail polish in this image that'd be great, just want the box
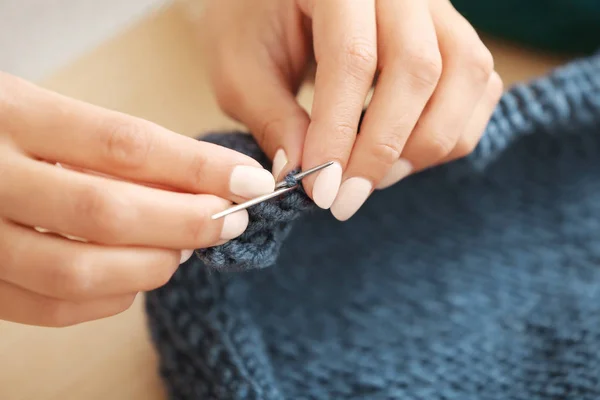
[272,148,288,180]
[312,162,343,209]
[220,210,249,240]
[229,166,275,198]
[376,159,413,190]
[331,177,373,221]
[180,249,194,264]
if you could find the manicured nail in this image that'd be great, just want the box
[229,166,275,198]
[376,159,413,190]
[331,177,372,221]
[312,161,342,209]
[220,210,249,240]
[180,249,194,264]
[272,148,288,180]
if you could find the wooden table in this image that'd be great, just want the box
[0,4,571,399]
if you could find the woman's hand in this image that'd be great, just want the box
[0,72,275,326]
[201,0,503,220]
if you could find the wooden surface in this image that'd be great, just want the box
[0,4,572,400]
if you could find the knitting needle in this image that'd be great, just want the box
[211,161,335,220]
[274,161,335,189]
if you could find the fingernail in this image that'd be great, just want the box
[272,148,288,180]
[376,159,413,190]
[220,210,249,240]
[180,249,194,264]
[312,161,343,209]
[331,177,372,221]
[229,166,275,198]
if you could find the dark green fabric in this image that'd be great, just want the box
[451,0,600,54]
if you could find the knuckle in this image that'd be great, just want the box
[403,46,443,89]
[73,185,125,241]
[184,205,214,244]
[255,115,284,150]
[463,44,494,82]
[341,38,378,77]
[332,121,358,142]
[454,137,478,158]
[445,20,494,82]
[102,119,152,169]
[427,133,456,161]
[151,254,179,289]
[370,141,402,169]
[188,153,210,190]
[487,72,504,103]
[47,254,95,300]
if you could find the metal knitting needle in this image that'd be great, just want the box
[274,161,335,189]
[211,161,335,220]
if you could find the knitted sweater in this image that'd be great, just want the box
[145,52,600,399]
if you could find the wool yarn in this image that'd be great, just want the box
[146,52,600,399]
[195,134,316,272]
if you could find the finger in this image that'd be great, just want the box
[401,0,495,172]
[55,162,181,192]
[207,5,312,181]
[0,73,274,200]
[299,0,378,209]
[0,220,180,301]
[212,57,311,182]
[442,71,504,163]
[0,280,136,327]
[0,156,249,248]
[331,0,440,220]
[225,78,310,182]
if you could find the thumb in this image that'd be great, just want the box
[215,61,310,181]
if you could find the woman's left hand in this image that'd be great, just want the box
[201,0,504,221]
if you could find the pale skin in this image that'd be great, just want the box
[0,0,502,326]
[202,0,504,219]
[0,74,276,326]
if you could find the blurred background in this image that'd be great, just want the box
[0,1,581,399]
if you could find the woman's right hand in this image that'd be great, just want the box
[0,72,275,327]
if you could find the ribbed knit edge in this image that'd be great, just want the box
[469,51,600,170]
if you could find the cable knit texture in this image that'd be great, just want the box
[145,52,600,399]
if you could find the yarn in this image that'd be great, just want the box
[194,134,315,271]
[146,51,600,399]
[197,50,600,272]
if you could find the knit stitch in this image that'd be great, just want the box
[194,133,314,271]
[146,52,600,399]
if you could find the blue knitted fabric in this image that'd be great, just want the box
[193,133,314,272]
[145,52,600,399]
